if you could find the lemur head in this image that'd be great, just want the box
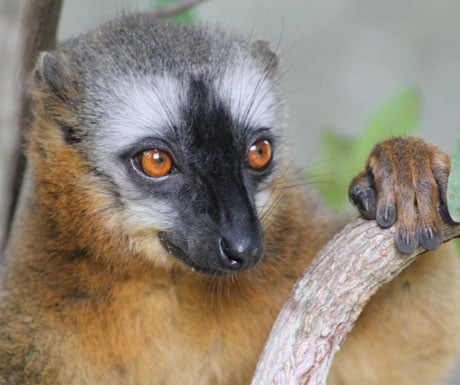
[30,14,285,276]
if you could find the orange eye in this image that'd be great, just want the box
[139,149,173,178]
[247,140,272,170]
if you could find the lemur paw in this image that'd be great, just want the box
[348,136,455,254]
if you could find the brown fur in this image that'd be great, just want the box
[1,27,460,385]
[2,110,460,384]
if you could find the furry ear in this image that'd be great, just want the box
[251,40,280,76]
[33,52,82,145]
[34,52,69,101]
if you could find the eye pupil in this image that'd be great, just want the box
[154,153,164,164]
[248,140,272,170]
[138,149,173,178]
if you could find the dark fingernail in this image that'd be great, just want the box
[395,226,419,254]
[419,225,441,250]
[377,204,397,228]
[351,188,377,219]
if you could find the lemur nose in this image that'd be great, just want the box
[218,237,262,271]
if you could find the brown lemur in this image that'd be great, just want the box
[1,13,460,385]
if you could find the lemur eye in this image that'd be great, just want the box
[136,149,173,178]
[247,140,272,170]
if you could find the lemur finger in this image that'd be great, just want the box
[374,171,397,229]
[393,138,441,253]
[432,150,456,225]
[376,138,420,253]
[394,185,419,254]
[367,145,398,229]
[349,172,377,220]
[413,162,442,251]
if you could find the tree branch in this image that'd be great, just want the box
[251,219,460,385]
[150,0,206,19]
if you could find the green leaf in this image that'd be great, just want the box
[306,130,354,209]
[351,88,421,176]
[447,132,460,222]
[307,88,421,211]
[153,0,196,23]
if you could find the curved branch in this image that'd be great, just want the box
[150,0,206,19]
[251,219,460,385]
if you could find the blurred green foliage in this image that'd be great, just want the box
[447,134,460,256]
[309,88,460,255]
[447,133,460,222]
[307,88,421,210]
[154,0,196,23]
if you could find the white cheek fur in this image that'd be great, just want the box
[122,197,177,231]
[255,188,272,216]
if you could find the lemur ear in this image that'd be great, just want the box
[251,40,280,75]
[33,52,82,145]
[34,52,69,101]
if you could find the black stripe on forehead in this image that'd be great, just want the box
[182,76,241,163]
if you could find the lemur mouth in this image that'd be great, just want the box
[158,232,231,276]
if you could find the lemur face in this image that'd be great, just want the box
[35,19,285,275]
[91,68,283,275]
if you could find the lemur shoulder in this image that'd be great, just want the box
[1,13,460,385]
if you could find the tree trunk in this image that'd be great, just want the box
[0,0,24,251]
[2,0,63,252]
